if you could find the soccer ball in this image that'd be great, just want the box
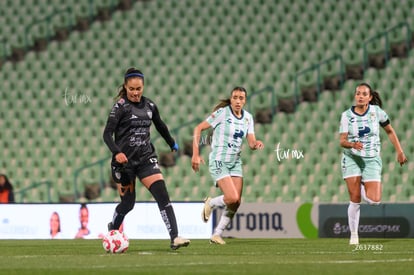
[102,230,129,253]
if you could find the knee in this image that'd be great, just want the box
[118,200,135,214]
[366,193,381,205]
[224,196,241,210]
[349,194,361,204]
[368,198,381,205]
[347,188,361,203]
[125,200,135,212]
[372,193,381,202]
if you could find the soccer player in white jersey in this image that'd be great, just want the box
[339,83,407,245]
[192,87,264,244]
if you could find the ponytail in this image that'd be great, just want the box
[114,85,126,101]
[369,90,382,108]
[357,82,383,108]
[213,99,231,112]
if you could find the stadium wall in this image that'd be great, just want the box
[1,202,413,239]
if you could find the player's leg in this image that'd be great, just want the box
[211,176,243,244]
[142,173,190,250]
[361,156,382,205]
[345,176,362,245]
[363,181,381,204]
[202,160,235,223]
[108,166,136,231]
[342,154,362,245]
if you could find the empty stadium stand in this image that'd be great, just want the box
[1,0,413,203]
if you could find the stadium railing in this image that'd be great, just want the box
[362,21,412,72]
[294,54,346,103]
[24,7,74,51]
[14,180,53,203]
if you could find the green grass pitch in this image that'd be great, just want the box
[0,238,413,274]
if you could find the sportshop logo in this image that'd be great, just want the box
[323,217,410,238]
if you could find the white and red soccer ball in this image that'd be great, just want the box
[102,230,129,253]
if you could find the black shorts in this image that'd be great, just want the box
[111,157,162,185]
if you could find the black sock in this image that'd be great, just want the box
[112,212,125,230]
[149,180,178,241]
[113,186,136,229]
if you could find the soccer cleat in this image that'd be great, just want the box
[210,235,226,245]
[349,233,359,245]
[107,222,114,231]
[171,236,191,250]
[202,197,212,223]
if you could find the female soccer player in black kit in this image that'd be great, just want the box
[103,68,190,250]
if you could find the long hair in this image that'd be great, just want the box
[212,86,248,112]
[0,174,13,191]
[114,68,145,101]
[357,82,383,108]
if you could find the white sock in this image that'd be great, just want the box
[210,195,225,208]
[213,207,235,236]
[360,184,367,203]
[348,201,360,235]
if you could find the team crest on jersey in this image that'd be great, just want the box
[147,111,152,119]
[370,112,376,121]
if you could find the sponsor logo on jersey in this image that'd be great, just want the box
[358,126,371,137]
[233,129,244,140]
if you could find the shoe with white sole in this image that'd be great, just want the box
[210,235,226,245]
[171,236,191,250]
[202,197,212,223]
[349,233,359,245]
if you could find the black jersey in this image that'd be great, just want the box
[103,96,175,165]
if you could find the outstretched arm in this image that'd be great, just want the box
[191,121,211,172]
[383,124,408,166]
[152,105,176,150]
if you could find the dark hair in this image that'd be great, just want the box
[0,174,13,191]
[114,68,145,100]
[213,86,248,111]
[356,82,383,108]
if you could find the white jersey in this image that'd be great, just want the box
[206,106,255,163]
[339,104,389,157]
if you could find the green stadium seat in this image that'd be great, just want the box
[2,0,414,203]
